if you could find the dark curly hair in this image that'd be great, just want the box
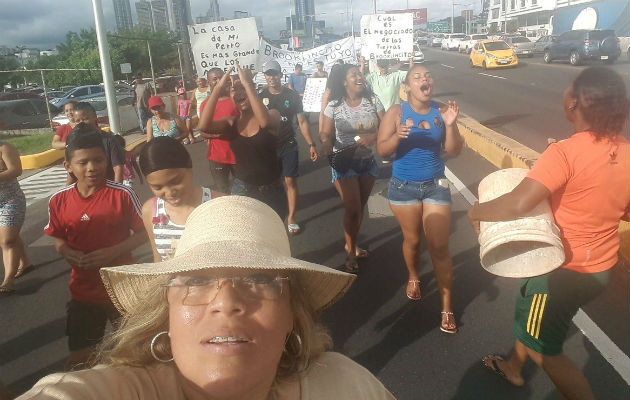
[327,64,375,107]
[571,66,629,138]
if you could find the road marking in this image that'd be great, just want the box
[19,166,68,207]
[478,72,507,80]
[445,165,630,386]
[441,64,455,69]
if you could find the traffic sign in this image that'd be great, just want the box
[427,21,450,33]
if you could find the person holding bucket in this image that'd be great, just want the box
[467,66,630,400]
[376,64,463,334]
[18,196,395,400]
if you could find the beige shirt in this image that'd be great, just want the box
[17,352,395,399]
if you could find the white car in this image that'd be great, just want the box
[51,95,140,134]
[412,44,425,63]
[459,34,489,53]
[430,34,444,47]
[441,34,466,50]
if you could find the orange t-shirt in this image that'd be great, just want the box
[527,131,630,274]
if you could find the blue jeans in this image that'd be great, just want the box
[231,178,288,221]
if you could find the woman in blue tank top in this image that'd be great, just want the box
[377,64,463,334]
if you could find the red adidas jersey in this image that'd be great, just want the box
[44,181,144,304]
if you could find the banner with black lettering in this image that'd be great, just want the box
[360,14,413,60]
[188,18,260,77]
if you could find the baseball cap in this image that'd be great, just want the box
[262,60,282,75]
[176,87,186,95]
[148,96,165,109]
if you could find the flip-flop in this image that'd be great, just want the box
[0,286,15,296]
[344,245,369,258]
[406,280,421,300]
[14,264,34,279]
[344,256,359,273]
[482,355,508,380]
[287,223,301,235]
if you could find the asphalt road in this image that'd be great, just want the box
[418,47,630,153]
[3,123,629,399]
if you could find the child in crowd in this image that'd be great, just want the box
[138,136,223,262]
[112,135,143,188]
[176,87,194,144]
[51,101,78,150]
[44,130,147,369]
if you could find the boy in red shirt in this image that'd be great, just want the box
[44,130,147,369]
[199,67,239,194]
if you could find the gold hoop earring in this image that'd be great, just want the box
[150,331,173,363]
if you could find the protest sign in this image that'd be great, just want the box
[360,14,413,60]
[188,18,260,76]
[257,37,355,76]
[301,78,327,112]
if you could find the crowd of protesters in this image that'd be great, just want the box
[1,51,628,400]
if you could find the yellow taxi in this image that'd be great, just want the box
[469,40,519,69]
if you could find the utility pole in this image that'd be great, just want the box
[452,1,455,33]
[91,0,121,134]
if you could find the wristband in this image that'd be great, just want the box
[309,143,316,147]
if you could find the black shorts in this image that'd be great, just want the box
[66,300,120,351]
[277,140,299,178]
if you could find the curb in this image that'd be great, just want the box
[456,116,629,264]
[19,134,147,170]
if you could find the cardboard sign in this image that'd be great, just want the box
[188,18,260,76]
[257,37,356,76]
[360,14,414,60]
[301,78,328,112]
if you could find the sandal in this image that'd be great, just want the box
[345,245,369,259]
[344,256,359,273]
[440,311,458,334]
[406,280,421,300]
[14,264,34,279]
[482,354,525,387]
[0,286,15,296]
[287,223,301,235]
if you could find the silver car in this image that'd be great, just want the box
[503,36,535,57]
[51,95,140,134]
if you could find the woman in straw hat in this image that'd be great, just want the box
[18,196,395,400]
[468,67,629,400]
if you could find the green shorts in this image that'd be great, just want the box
[514,267,610,356]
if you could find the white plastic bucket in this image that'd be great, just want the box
[477,168,565,278]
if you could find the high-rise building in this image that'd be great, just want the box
[234,10,249,19]
[170,0,193,37]
[295,0,315,25]
[196,0,221,24]
[135,0,170,32]
[113,0,134,31]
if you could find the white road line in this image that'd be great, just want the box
[441,64,455,69]
[445,166,630,386]
[478,72,507,80]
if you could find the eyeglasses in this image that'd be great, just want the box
[164,274,290,305]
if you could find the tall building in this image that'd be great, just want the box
[170,0,193,38]
[295,0,315,25]
[113,0,134,31]
[234,10,249,19]
[135,0,169,32]
[196,0,221,24]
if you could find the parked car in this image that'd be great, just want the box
[441,33,466,50]
[0,91,42,101]
[542,29,621,65]
[412,44,425,63]
[503,36,535,57]
[51,95,140,134]
[532,35,556,54]
[41,90,66,99]
[618,36,630,59]
[0,98,56,130]
[469,40,518,69]
[430,34,444,47]
[459,34,488,53]
[417,36,429,46]
[49,84,106,107]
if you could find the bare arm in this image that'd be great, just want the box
[319,114,335,156]
[198,68,236,136]
[358,56,367,76]
[54,237,85,267]
[146,118,154,142]
[141,198,162,262]
[318,88,331,132]
[51,134,66,150]
[237,63,271,130]
[297,113,318,162]
[0,142,22,182]
[467,178,551,234]
[438,101,463,157]
[132,158,143,184]
[173,116,189,141]
[113,165,123,183]
[376,105,406,157]
[80,227,148,269]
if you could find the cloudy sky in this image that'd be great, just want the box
[0,0,479,50]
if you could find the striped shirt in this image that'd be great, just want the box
[152,187,213,261]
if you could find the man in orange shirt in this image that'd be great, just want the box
[468,67,629,400]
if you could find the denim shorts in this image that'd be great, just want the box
[387,175,452,206]
[330,156,379,183]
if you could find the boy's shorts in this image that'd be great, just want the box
[387,176,452,206]
[66,300,120,351]
[277,139,299,178]
[514,268,610,355]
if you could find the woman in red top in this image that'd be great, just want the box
[51,101,79,150]
[468,67,630,400]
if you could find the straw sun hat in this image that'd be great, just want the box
[100,196,356,314]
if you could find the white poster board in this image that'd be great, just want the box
[360,14,414,60]
[188,18,260,76]
[120,63,132,74]
[302,78,328,112]
[257,37,356,76]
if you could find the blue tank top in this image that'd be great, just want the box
[151,116,179,139]
[392,101,445,182]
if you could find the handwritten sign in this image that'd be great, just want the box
[360,14,413,60]
[302,78,328,112]
[188,18,260,76]
[257,37,356,76]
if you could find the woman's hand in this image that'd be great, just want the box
[397,118,413,139]
[467,202,481,236]
[215,66,234,90]
[236,61,254,84]
[440,100,459,127]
